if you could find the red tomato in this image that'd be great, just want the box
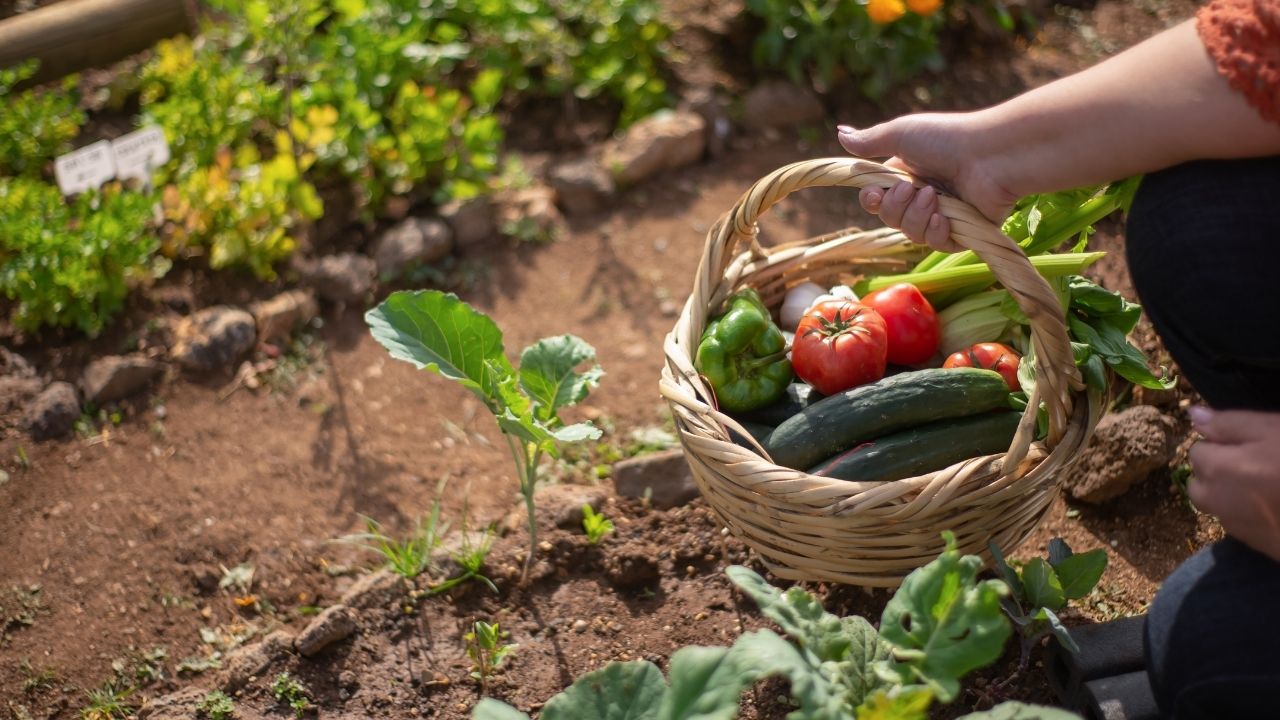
[943,342,1022,391]
[860,283,940,365]
[792,300,888,395]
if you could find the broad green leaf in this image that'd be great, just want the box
[519,335,603,421]
[1038,607,1079,654]
[1068,277,1141,334]
[726,566,851,662]
[661,632,801,720]
[540,660,665,720]
[835,616,895,705]
[1053,549,1107,601]
[1021,558,1065,612]
[333,0,366,21]
[366,291,514,409]
[956,701,1082,719]
[1067,316,1173,390]
[552,422,602,443]
[877,534,1011,703]
[986,541,1024,605]
[1047,539,1072,567]
[473,698,531,720]
[854,686,933,720]
[471,68,505,110]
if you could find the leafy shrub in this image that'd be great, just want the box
[748,0,947,99]
[0,179,163,335]
[0,62,86,178]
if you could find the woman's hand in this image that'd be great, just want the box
[838,113,1020,253]
[1188,406,1280,563]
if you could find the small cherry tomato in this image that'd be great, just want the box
[943,342,1022,391]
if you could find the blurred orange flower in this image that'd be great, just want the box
[866,0,907,24]
[908,0,943,15]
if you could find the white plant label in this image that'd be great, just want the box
[112,126,171,184]
[53,140,117,195]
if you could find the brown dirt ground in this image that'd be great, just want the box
[0,0,1211,717]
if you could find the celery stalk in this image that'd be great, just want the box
[855,251,1106,299]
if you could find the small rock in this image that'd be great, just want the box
[300,253,377,303]
[548,158,615,215]
[683,87,733,159]
[250,289,319,345]
[373,217,454,279]
[439,195,495,248]
[171,307,256,372]
[572,619,589,633]
[742,81,825,130]
[498,185,562,242]
[23,382,79,440]
[500,483,610,534]
[137,687,206,719]
[217,630,295,692]
[1065,406,1177,504]
[0,375,44,414]
[0,347,35,378]
[81,354,164,404]
[295,605,358,657]
[339,568,407,610]
[613,449,699,509]
[603,110,706,187]
[604,540,661,591]
[659,299,681,318]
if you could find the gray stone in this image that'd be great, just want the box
[171,307,256,372]
[501,482,610,534]
[23,381,79,440]
[301,253,376,303]
[294,605,357,657]
[373,217,454,279]
[1065,406,1178,504]
[137,687,206,719]
[603,110,706,186]
[0,347,35,378]
[684,87,733,159]
[0,375,44,415]
[613,449,699,508]
[81,355,164,404]
[338,568,407,610]
[217,630,294,692]
[742,80,825,130]
[549,158,615,215]
[250,289,318,345]
[497,185,563,243]
[439,196,495,248]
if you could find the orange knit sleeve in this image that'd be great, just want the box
[1196,0,1280,125]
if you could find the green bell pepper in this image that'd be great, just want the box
[695,288,793,412]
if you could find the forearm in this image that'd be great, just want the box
[972,20,1280,196]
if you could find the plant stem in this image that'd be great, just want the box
[521,446,542,582]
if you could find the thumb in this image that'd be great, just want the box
[1190,406,1273,444]
[837,122,902,160]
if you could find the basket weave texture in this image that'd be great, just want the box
[660,157,1104,587]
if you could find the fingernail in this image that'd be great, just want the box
[928,214,941,230]
[918,185,936,202]
[866,191,882,208]
[893,182,913,199]
[1189,405,1214,428]
[837,124,856,136]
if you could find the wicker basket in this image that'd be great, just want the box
[659,157,1104,587]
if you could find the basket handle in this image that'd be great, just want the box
[707,156,1082,454]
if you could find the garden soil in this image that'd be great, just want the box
[0,0,1214,716]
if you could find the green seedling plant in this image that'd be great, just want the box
[367,290,603,579]
[341,509,444,579]
[195,690,235,719]
[19,659,57,694]
[429,520,498,596]
[989,538,1108,677]
[475,533,1081,720]
[80,681,135,720]
[271,672,311,718]
[465,620,517,695]
[581,504,615,545]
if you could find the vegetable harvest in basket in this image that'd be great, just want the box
[696,177,1172,482]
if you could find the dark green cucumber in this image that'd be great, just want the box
[728,420,775,450]
[734,383,823,426]
[808,411,1022,482]
[763,368,1011,470]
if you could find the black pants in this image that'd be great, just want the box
[1126,157,1280,719]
